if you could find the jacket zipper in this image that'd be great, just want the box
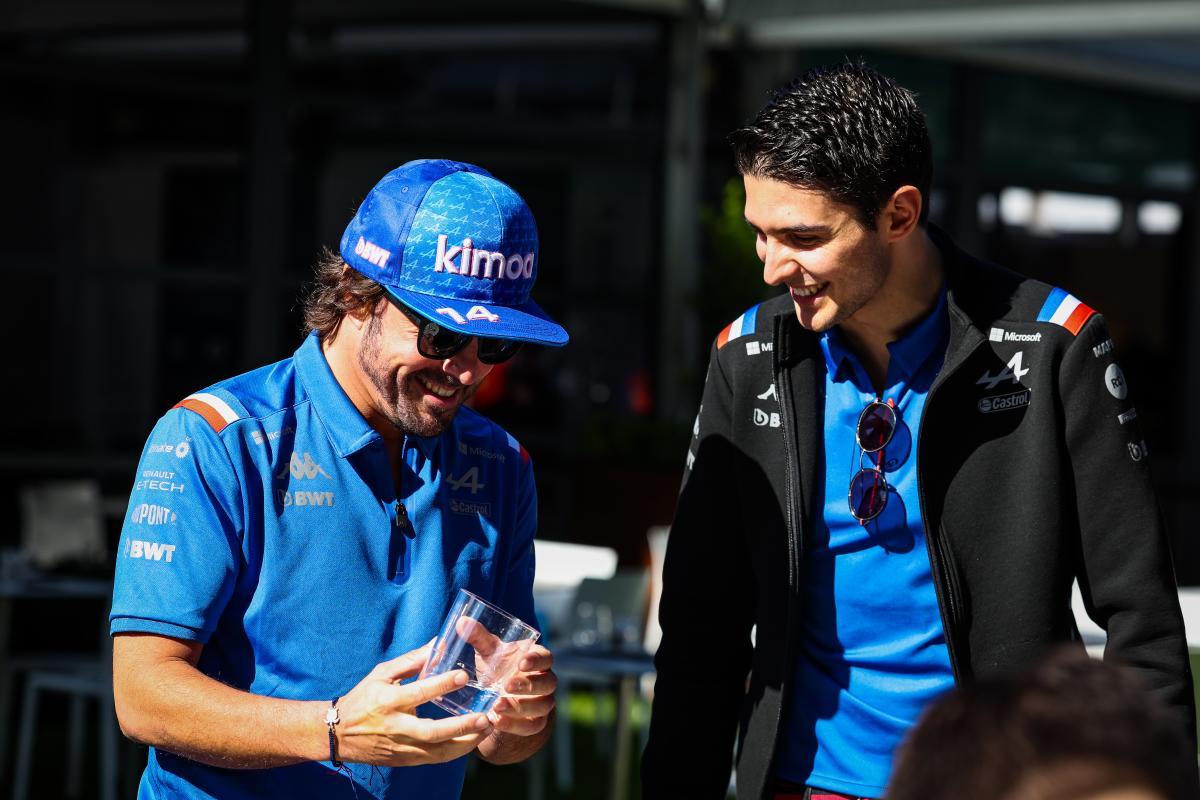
[916,337,985,685]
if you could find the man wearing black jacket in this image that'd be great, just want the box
[642,63,1195,800]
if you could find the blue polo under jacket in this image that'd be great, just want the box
[110,332,539,799]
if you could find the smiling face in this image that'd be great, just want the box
[744,174,891,333]
[355,298,492,437]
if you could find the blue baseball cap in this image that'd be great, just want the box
[340,159,568,346]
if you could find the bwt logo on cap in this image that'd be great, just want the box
[435,235,534,280]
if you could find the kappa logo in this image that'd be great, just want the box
[753,408,781,428]
[685,449,695,470]
[435,234,534,280]
[447,466,486,494]
[124,539,176,563]
[1093,339,1114,358]
[757,384,777,401]
[976,352,1030,390]
[1104,363,1128,400]
[978,388,1032,414]
[1127,440,1149,462]
[279,452,331,480]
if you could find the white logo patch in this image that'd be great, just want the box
[989,327,1003,342]
[130,503,177,526]
[354,236,391,268]
[1127,440,1149,461]
[1117,409,1137,425]
[435,234,533,280]
[280,452,331,480]
[745,341,761,356]
[757,384,777,401]
[753,408,780,428]
[278,490,335,507]
[1093,339,1114,358]
[1105,363,1128,400]
[124,539,176,563]
[976,351,1030,390]
[447,466,486,494]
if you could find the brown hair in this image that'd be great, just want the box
[301,248,386,341]
[886,648,1189,800]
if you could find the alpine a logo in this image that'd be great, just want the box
[978,388,1032,414]
[436,234,533,280]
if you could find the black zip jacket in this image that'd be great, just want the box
[643,229,1195,799]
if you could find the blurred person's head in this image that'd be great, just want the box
[730,62,937,334]
[302,159,567,438]
[886,648,1190,800]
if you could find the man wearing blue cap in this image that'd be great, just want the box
[110,160,568,799]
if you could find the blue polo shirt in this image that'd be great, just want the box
[111,332,538,800]
[775,289,955,797]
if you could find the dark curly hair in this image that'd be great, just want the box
[730,61,933,229]
[301,248,386,340]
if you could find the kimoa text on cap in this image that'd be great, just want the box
[436,234,533,280]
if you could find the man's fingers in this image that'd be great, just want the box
[393,668,470,708]
[517,645,553,674]
[455,616,503,658]
[493,692,556,721]
[374,640,434,682]
[405,711,493,744]
[504,669,557,697]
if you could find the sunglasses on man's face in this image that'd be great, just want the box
[392,299,523,365]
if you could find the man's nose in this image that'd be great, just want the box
[443,340,487,386]
[762,242,801,287]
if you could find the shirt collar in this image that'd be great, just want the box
[818,283,949,384]
[293,332,439,460]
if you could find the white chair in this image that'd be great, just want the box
[2,481,116,799]
[552,567,650,793]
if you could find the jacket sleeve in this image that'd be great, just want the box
[642,341,757,798]
[1062,314,1196,751]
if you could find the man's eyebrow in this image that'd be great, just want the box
[743,219,832,237]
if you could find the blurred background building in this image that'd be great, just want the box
[2,0,1199,797]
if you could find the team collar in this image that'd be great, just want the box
[293,332,438,460]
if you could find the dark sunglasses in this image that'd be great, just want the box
[391,299,523,365]
[848,399,897,523]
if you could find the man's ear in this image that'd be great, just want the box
[880,185,923,242]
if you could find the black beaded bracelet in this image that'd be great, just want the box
[324,696,343,768]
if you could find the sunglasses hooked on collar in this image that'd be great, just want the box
[390,297,523,365]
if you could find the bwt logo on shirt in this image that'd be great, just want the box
[278,489,335,507]
[124,539,176,563]
[435,235,534,281]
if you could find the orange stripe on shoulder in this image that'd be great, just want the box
[716,322,734,350]
[1063,303,1096,336]
[174,398,231,433]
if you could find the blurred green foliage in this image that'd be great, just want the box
[699,178,776,345]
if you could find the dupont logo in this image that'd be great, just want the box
[129,503,177,526]
[978,388,1032,414]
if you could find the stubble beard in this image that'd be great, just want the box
[801,236,891,333]
[356,313,477,438]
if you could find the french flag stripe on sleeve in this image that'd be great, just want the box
[174,392,241,433]
[716,304,761,350]
[1037,288,1095,336]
